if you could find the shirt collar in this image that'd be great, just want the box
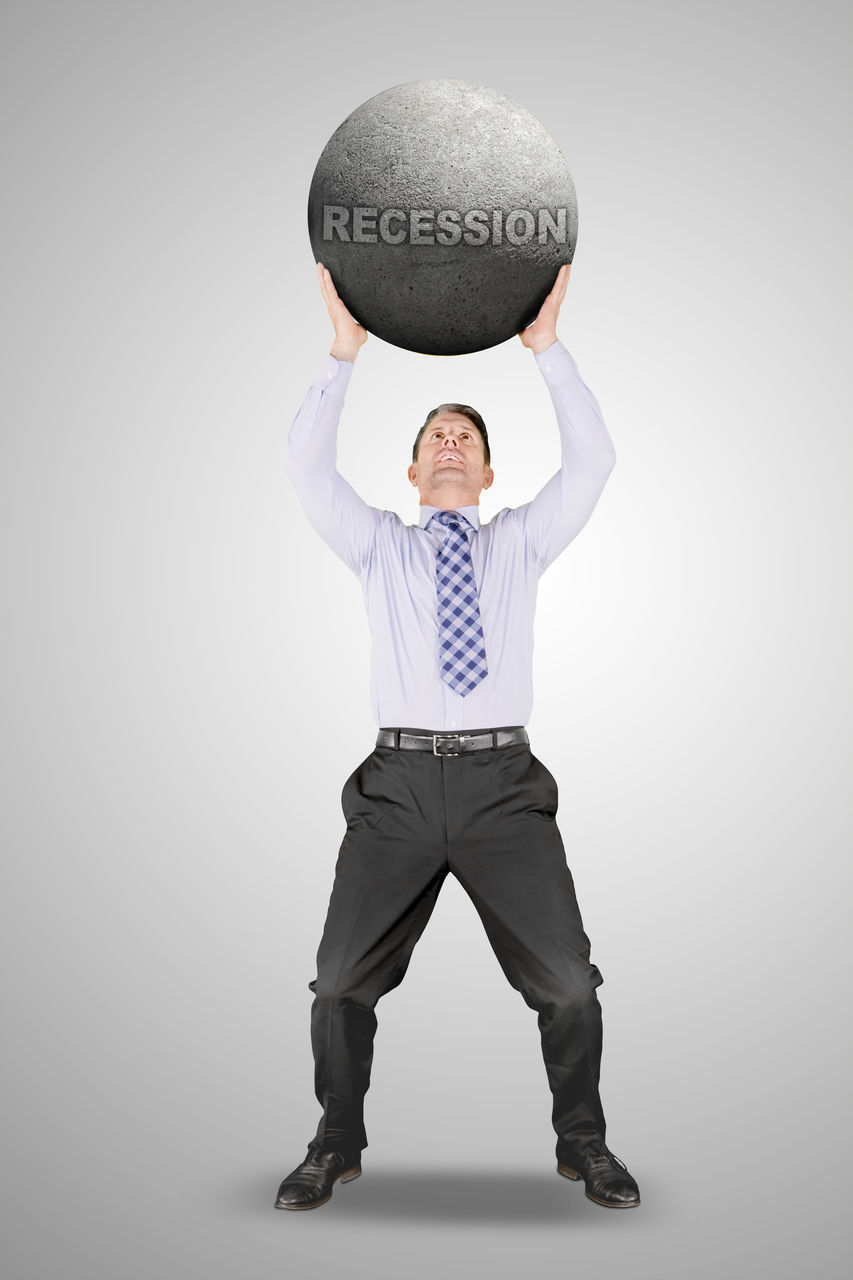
[418,504,481,531]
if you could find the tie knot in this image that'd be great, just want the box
[429,510,469,535]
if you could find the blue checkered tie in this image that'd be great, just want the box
[428,510,489,696]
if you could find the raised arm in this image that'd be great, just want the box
[285,265,377,574]
[516,265,617,571]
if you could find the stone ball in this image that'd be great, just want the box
[307,80,577,356]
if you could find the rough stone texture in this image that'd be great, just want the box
[308,80,577,356]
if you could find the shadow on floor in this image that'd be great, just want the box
[246,1167,642,1225]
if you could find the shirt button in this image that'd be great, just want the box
[450,721,457,728]
[544,364,552,372]
[325,371,333,380]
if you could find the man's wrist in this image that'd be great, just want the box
[330,343,360,363]
[527,334,559,356]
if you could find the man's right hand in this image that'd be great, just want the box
[317,263,368,363]
[519,263,570,354]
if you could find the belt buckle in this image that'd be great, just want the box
[433,733,461,756]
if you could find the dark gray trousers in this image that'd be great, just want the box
[308,739,606,1157]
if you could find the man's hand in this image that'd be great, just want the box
[519,263,571,354]
[317,262,368,363]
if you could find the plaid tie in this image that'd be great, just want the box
[428,510,489,696]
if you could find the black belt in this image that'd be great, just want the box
[376,726,529,757]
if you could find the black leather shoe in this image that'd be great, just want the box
[557,1144,640,1208]
[274,1146,362,1210]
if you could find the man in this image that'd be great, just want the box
[275,261,639,1211]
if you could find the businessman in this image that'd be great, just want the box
[275,263,639,1211]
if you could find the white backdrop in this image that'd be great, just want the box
[2,1,851,1277]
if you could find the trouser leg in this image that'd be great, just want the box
[445,746,607,1156]
[308,748,447,1154]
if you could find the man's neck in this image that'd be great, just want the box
[418,490,480,508]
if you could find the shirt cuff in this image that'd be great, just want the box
[534,340,578,381]
[310,354,354,394]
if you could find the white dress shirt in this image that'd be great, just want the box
[286,340,616,730]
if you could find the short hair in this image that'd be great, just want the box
[412,404,490,464]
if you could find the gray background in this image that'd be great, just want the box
[2,1,851,1277]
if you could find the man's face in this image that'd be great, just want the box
[407,413,494,505]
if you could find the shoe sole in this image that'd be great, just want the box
[274,1165,362,1211]
[557,1163,640,1209]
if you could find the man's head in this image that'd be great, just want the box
[408,404,494,508]
[412,404,490,465]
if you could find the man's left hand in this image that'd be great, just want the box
[519,263,571,354]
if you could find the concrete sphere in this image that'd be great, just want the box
[308,80,577,356]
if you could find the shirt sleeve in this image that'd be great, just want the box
[285,355,380,575]
[515,340,617,573]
